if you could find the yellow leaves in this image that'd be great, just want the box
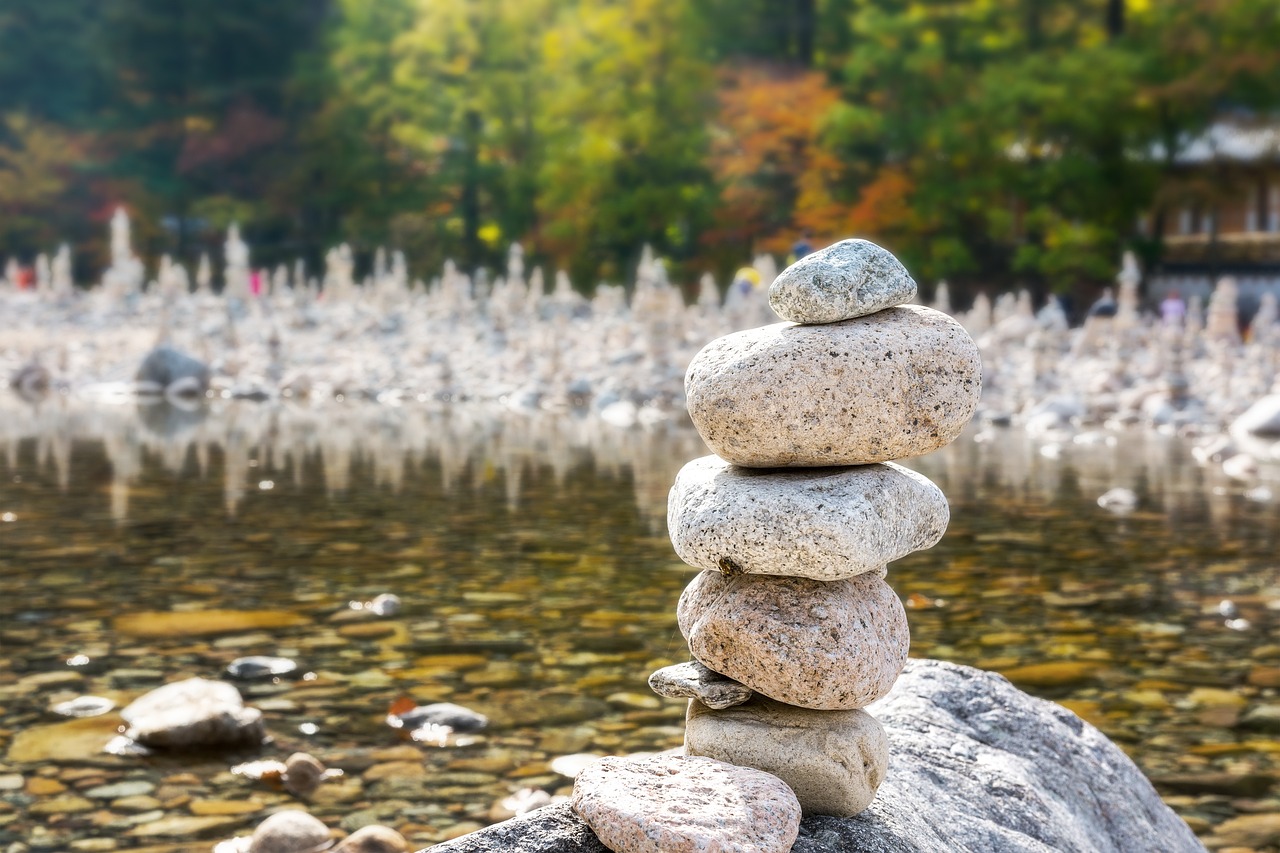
[0,114,84,210]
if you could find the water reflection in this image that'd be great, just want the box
[1,396,1279,848]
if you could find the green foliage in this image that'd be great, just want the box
[4,0,1280,294]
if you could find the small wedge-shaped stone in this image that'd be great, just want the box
[678,572,909,710]
[571,753,801,853]
[668,456,948,580]
[685,696,889,818]
[684,305,981,467]
[768,238,916,324]
[647,661,753,710]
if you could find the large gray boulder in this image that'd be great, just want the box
[422,660,1204,853]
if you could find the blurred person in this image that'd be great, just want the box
[790,230,813,262]
[732,266,761,297]
[1160,290,1186,328]
[1087,287,1117,318]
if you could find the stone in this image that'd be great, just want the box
[684,306,981,467]
[334,825,408,852]
[227,656,300,681]
[646,661,753,710]
[667,456,948,580]
[570,753,801,853]
[135,345,211,394]
[216,809,334,853]
[685,696,888,817]
[768,238,917,325]
[113,610,309,637]
[386,702,488,733]
[119,677,265,750]
[677,571,909,710]
[428,660,1204,853]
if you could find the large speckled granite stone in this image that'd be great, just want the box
[570,753,801,853]
[768,239,916,325]
[685,696,889,817]
[684,306,981,467]
[667,455,948,580]
[424,660,1206,853]
[677,571,909,710]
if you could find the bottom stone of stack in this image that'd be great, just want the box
[684,695,889,818]
[571,753,802,853]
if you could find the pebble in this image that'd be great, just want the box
[334,824,408,852]
[48,696,116,718]
[667,455,949,580]
[684,306,981,467]
[677,570,910,709]
[215,809,331,853]
[387,701,488,734]
[119,677,265,750]
[684,696,889,817]
[767,238,917,324]
[571,753,801,853]
[646,660,753,710]
[226,656,300,681]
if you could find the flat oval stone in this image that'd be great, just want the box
[571,753,801,853]
[647,661,753,710]
[684,306,981,467]
[684,696,889,818]
[667,456,948,580]
[768,238,916,324]
[677,571,909,710]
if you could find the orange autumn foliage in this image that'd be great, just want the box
[707,63,844,256]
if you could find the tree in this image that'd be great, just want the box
[538,0,715,284]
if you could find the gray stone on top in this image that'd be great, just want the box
[424,659,1206,853]
[647,660,753,710]
[667,455,948,581]
[684,306,982,468]
[769,238,917,325]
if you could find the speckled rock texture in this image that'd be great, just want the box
[768,239,917,325]
[667,455,948,580]
[647,660,754,710]
[424,660,1206,853]
[677,571,909,710]
[119,677,265,750]
[685,695,888,818]
[570,753,801,853]
[684,306,981,467]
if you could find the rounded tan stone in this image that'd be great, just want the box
[570,753,801,853]
[667,455,948,580]
[684,306,981,467]
[684,696,889,818]
[677,571,909,710]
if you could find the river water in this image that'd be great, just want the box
[1,398,1278,851]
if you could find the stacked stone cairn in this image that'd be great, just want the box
[570,239,982,853]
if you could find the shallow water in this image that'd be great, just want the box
[1,398,1279,851]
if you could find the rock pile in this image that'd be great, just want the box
[569,239,981,851]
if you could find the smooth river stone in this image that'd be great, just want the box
[684,306,981,467]
[571,753,801,853]
[677,571,909,710]
[120,677,265,750]
[667,455,948,580]
[647,661,753,710]
[685,696,889,818]
[768,238,916,324]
